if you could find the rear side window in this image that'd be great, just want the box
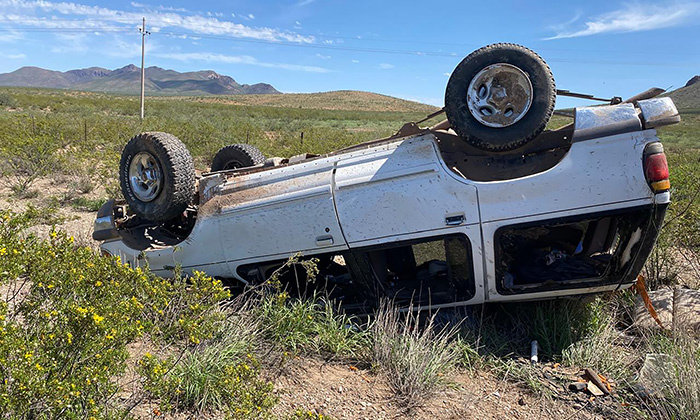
[495,206,654,294]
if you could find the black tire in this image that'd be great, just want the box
[210,144,265,171]
[119,132,195,222]
[445,43,556,151]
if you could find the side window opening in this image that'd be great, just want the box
[496,207,651,293]
[361,235,475,307]
[235,234,476,311]
[237,252,375,312]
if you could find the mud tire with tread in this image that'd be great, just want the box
[119,132,195,222]
[444,43,556,151]
[211,144,265,172]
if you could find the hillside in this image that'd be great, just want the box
[667,75,700,108]
[191,90,439,113]
[0,65,279,96]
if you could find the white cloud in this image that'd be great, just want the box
[0,0,313,43]
[154,52,331,73]
[1,53,25,59]
[443,72,450,76]
[131,2,189,13]
[378,63,394,69]
[248,13,255,19]
[105,35,159,58]
[50,32,89,53]
[297,0,316,6]
[351,59,360,63]
[0,30,23,43]
[546,3,700,39]
[159,5,188,12]
[315,53,331,59]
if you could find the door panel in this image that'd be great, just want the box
[333,136,480,244]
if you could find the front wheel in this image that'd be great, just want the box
[444,43,556,151]
[119,132,195,222]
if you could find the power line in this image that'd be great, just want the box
[0,21,696,68]
[0,16,695,57]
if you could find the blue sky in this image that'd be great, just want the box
[0,0,698,108]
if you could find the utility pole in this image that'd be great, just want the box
[139,17,150,120]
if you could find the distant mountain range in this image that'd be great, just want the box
[0,65,279,95]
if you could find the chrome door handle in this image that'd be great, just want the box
[316,235,334,246]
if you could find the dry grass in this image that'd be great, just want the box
[635,332,700,420]
[371,300,460,407]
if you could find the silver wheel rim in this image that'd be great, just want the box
[467,63,533,128]
[128,151,163,202]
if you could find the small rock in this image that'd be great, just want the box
[493,391,501,398]
[338,386,343,393]
[518,397,526,406]
[573,403,583,410]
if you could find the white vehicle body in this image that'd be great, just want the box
[97,98,678,309]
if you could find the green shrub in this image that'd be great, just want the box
[0,92,16,107]
[0,122,64,193]
[0,210,230,418]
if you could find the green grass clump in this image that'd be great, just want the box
[139,352,277,417]
[371,301,460,407]
[71,196,107,212]
[257,291,369,358]
[137,298,271,414]
[561,306,633,380]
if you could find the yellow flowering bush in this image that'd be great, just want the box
[0,210,231,418]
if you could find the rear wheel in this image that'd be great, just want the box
[211,144,265,172]
[119,132,195,222]
[444,43,556,151]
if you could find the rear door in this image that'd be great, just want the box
[332,135,485,303]
[332,135,480,245]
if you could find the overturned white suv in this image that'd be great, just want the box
[94,44,679,311]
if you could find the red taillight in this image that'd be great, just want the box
[644,153,669,182]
